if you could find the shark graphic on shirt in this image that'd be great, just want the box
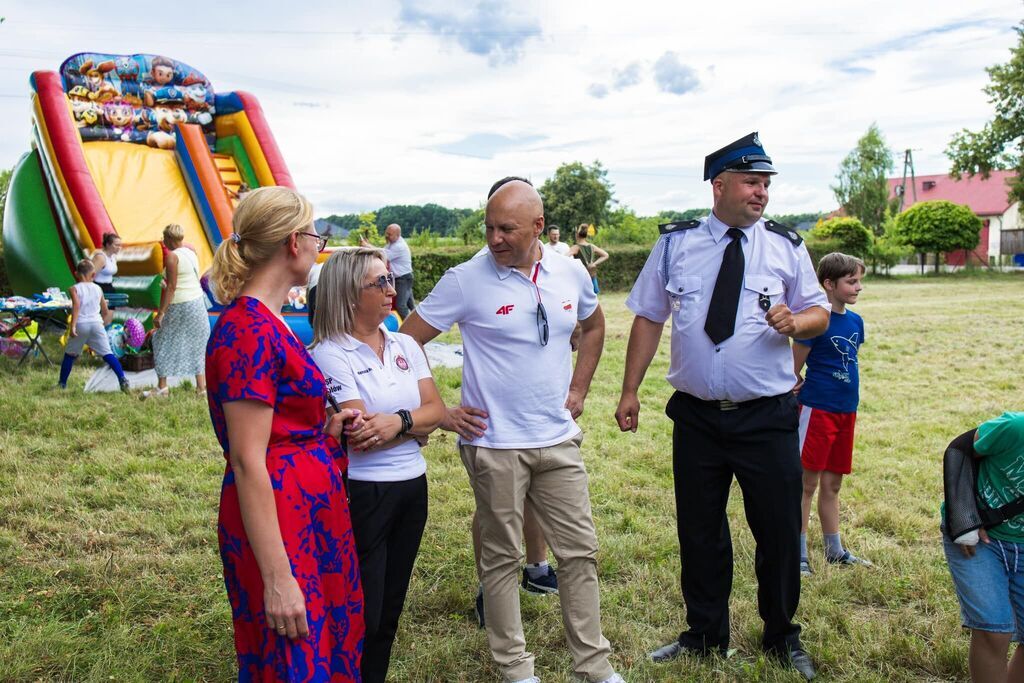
[830,332,860,371]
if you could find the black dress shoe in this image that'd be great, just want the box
[778,647,816,680]
[649,641,719,663]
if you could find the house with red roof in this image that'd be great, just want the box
[887,170,1022,266]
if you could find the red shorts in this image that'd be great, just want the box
[798,405,857,474]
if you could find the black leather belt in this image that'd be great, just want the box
[683,392,783,412]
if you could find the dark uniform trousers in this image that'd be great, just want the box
[349,474,429,683]
[666,390,803,654]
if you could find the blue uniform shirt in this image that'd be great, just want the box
[796,309,864,414]
[626,213,829,402]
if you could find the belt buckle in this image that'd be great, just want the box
[718,400,739,411]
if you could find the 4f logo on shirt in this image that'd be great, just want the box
[495,304,515,315]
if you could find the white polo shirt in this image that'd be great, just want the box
[415,243,598,449]
[309,327,431,482]
[545,241,571,256]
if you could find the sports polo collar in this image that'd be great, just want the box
[487,240,552,280]
[335,324,396,352]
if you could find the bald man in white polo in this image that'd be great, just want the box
[401,177,621,683]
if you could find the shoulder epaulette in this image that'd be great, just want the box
[764,220,803,246]
[659,219,700,235]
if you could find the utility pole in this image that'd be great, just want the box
[895,149,917,212]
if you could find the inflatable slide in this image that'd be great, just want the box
[2,52,318,340]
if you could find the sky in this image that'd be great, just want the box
[0,1,1020,218]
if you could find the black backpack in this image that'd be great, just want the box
[944,428,1024,540]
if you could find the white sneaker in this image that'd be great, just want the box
[511,678,540,683]
[598,675,625,683]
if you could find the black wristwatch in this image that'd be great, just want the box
[396,409,413,436]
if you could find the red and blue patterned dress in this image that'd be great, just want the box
[206,296,364,681]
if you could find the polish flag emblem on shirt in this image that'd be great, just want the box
[562,300,573,311]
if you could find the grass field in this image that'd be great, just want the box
[1,273,1022,682]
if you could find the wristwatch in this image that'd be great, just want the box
[396,409,413,436]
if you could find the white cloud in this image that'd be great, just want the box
[0,0,1020,217]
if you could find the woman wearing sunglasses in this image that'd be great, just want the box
[206,187,365,681]
[310,247,445,683]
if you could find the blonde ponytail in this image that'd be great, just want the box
[209,186,315,303]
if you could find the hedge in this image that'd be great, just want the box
[410,244,654,299]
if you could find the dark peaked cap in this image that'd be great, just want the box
[703,132,778,181]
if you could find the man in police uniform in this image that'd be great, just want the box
[614,133,828,680]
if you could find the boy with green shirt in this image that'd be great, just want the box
[943,412,1024,682]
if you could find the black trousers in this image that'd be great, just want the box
[349,474,428,683]
[666,391,803,654]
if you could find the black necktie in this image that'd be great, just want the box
[704,228,745,344]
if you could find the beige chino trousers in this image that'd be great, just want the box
[460,433,614,683]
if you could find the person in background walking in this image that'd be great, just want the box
[569,224,608,294]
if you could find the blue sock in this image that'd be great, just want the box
[59,353,76,387]
[102,354,127,382]
[824,533,844,559]
[800,533,808,562]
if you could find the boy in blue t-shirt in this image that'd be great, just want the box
[793,252,871,576]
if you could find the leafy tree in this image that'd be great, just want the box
[806,217,873,258]
[867,212,914,276]
[890,200,983,273]
[455,208,485,245]
[831,123,897,235]
[659,208,711,222]
[600,207,661,245]
[538,161,614,232]
[767,212,825,228]
[346,212,384,246]
[947,22,1024,204]
[324,213,360,233]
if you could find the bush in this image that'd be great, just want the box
[806,217,873,257]
[409,244,655,299]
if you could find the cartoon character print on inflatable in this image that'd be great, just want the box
[62,53,215,151]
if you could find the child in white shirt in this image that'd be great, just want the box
[59,259,129,392]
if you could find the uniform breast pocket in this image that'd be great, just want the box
[743,274,784,321]
[665,276,702,322]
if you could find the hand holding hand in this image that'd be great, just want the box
[440,406,488,441]
[347,412,403,451]
[324,408,362,442]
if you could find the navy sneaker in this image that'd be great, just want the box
[119,377,131,393]
[522,565,558,594]
[826,550,873,567]
[800,559,814,577]
[475,585,485,628]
